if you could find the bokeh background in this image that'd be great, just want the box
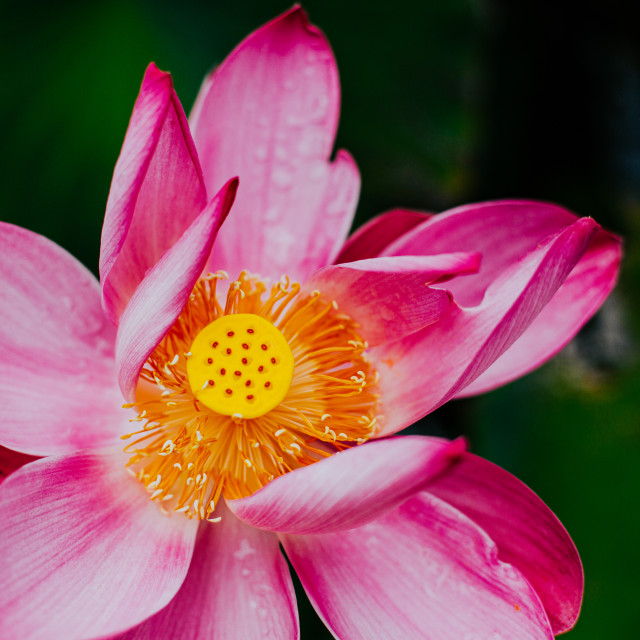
[2,0,639,637]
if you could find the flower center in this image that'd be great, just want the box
[186,314,294,420]
[122,271,379,520]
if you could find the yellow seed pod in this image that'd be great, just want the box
[187,313,294,419]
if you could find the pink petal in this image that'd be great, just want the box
[371,216,600,435]
[335,208,432,264]
[228,436,464,534]
[191,7,359,282]
[458,228,622,396]
[303,253,480,346]
[113,502,298,640]
[426,452,583,634]
[0,446,38,483]
[116,179,238,401]
[281,492,553,640]
[0,223,126,456]
[101,63,208,324]
[382,200,582,307]
[0,450,198,640]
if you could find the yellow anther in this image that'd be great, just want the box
[186,313,294,420]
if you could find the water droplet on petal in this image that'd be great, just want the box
[272,166,293,189]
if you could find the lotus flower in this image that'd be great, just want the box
[0,7,620,640]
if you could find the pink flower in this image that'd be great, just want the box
[0,7,620,640]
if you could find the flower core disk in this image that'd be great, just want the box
[187,314,294,419]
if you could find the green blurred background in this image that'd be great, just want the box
[2,0,639,637]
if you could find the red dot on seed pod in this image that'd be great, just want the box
[270,357,276,364]
[212,341,218,348]
[234,371,241,376]
[208,380,214,386]
[258,366,264,372]
[207,358,213,364]
[261,344,267,350]
[220,368,226,375]
[227,331,234,337]
[226,348,232,355]
[264,382,271,388]
[245,380,251,387]
[247,329,254,334]
[247,394,254,400]
[226,389,233,395]
[242,358,248,364]
[242,343,249,350]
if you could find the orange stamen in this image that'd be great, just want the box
[122,271,379,519]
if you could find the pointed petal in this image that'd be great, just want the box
[101,63,208,324]
[380,201,621,396]
[114,504,298,640]
[371,216,600,435]
[458,228,622,396]
[303,254,480,346]
[282,492,553,640]
[427,452,583,634]
[382,200,582,307]
[116,179,238,401]
[191,7,358,281]
[0,450,198,640]
[228,436,464,534]
[0,223,125,456]
[335,209,432,264]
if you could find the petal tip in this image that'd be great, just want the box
[142,61,173,89]
[225,175,239,198]
[449,436,468,458]
[469,251,483,272]
[254,4,330,54]
[277,4,312,29]
[577,215,600,232]
[216,176,240,229]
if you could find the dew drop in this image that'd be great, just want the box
[272,166,294,189]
